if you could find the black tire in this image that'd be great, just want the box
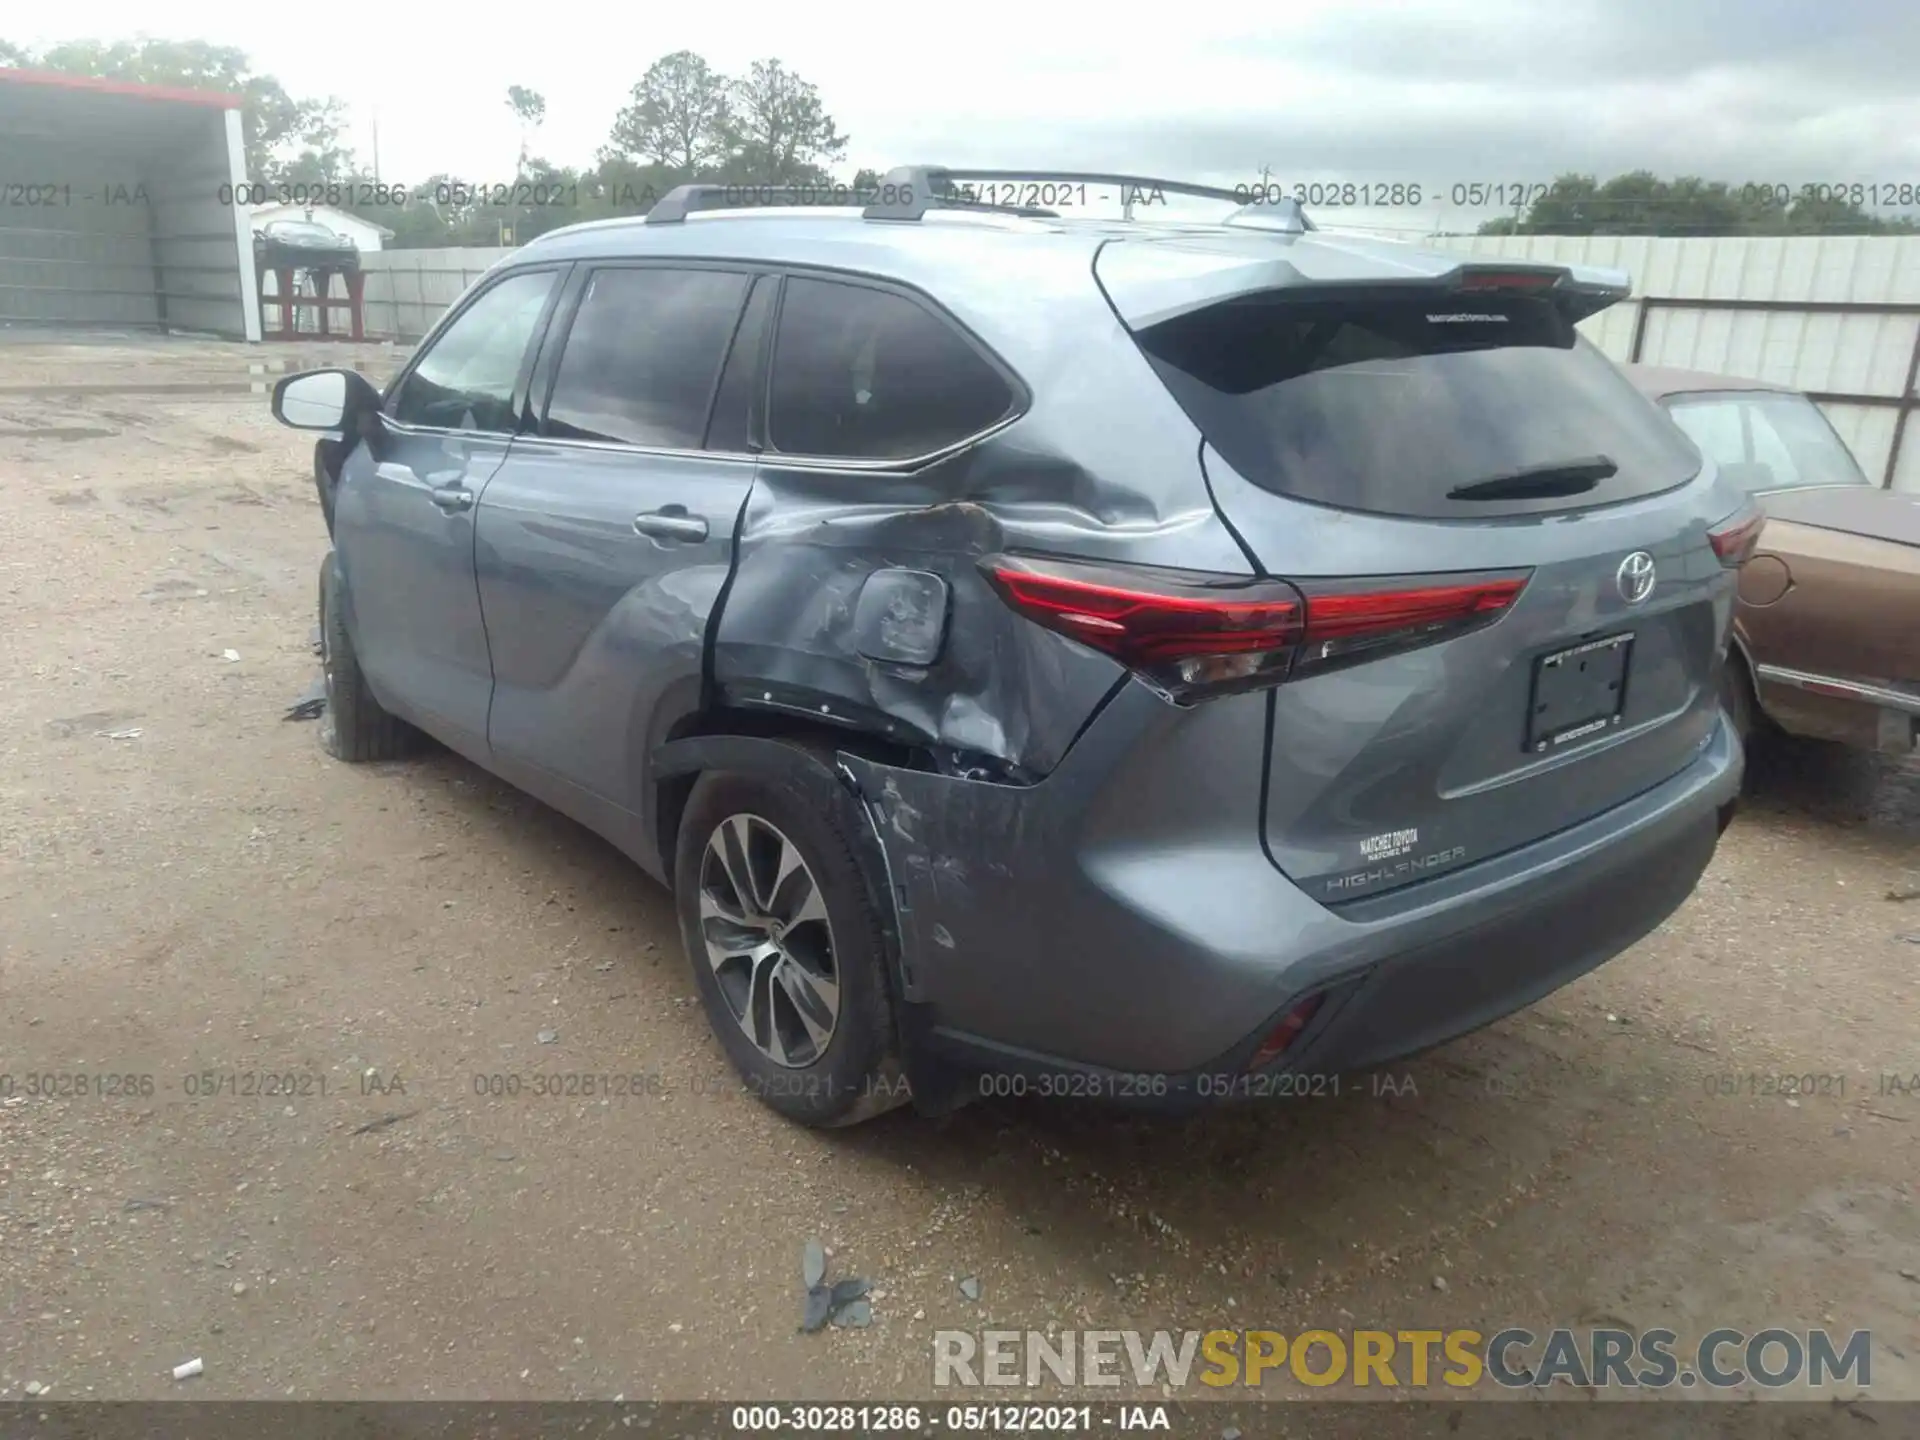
[674,768,906,1128]
[318,554,420,763]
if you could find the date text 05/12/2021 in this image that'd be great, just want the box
[727,1404,1170,1432]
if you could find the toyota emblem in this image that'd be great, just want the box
[1617,551,1656,604]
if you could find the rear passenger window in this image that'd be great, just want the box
[768,277,1016,461]
[545,268,750,449]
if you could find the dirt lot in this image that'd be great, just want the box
[1,336,1917,1408]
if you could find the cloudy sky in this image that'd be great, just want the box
[13,0,1920,229]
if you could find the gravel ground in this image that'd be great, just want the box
[1,337,1916,1406]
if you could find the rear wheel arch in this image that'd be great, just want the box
[655,722,918,1125]
[649,712,918,875]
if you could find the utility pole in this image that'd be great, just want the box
[371,109,381,184]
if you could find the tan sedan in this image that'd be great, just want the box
[1625,365,1920,755]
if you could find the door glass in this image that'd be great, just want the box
[768,277,1017,460]
[392,270,556,433]
[545,268,751,449]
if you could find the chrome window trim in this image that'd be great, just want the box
[380,417,525,443]
[494,431,762,467]
[753,410,1023,472]
[381,408,1023,472]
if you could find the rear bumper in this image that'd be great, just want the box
[1271,787,1719,1079]
[838,687,1742,1100]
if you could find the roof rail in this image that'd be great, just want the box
[642,166,1315,230]
[646,183,828,224]
[644,175,1057,225]
[860,167,1313,230]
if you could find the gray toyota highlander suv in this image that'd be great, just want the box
[274,168,1752,1127]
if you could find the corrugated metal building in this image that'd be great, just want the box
[0,68,261,340]
[1461,233,1920,492]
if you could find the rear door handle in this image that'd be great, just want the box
[429,484,474,513]
[633,507,708,543]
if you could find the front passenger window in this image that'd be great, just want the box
[392,270,557,433]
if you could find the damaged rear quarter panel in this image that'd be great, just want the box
[711,469,1124,774]
[709,261,1257,776]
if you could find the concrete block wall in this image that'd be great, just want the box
[356,248,515,342]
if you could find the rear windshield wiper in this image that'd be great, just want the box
[1446,456,1618,501]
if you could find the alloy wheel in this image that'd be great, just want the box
[697,814,840,1068]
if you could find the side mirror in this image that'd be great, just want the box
[271,369,382,435]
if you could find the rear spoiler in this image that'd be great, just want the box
[1452,263,1632,324]
[1094,240,1633,331]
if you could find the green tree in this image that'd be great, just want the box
[604,50,732,180]
[2,37,351,183]
[1480,170,1917,237]
[506,85,546,177]
[727,58,847,185]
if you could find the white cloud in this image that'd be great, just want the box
[14,0,1917,224]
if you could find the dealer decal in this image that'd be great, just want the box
[1358,828,1419,861]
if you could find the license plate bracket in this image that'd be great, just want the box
[1527,632,1633,753]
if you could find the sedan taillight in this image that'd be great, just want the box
[981,554,1530,702]
[1708,507,1764,567]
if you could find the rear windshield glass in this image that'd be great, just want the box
[1136,293,1702,518]
[1663,390,1870,495]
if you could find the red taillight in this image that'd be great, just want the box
[983,564,1303,659]
[981,555,1303,700]
[1298,577,1531,669]
[1708,507,1763,567]
[1247,996,1324,1070]
[981,555,1530,702]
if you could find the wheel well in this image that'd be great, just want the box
[652,708,921,875]
[1724,638,1760,703]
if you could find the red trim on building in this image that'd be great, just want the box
[0,66,244,109]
